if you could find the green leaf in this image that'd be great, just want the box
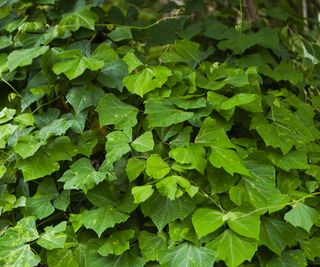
[160,243,216,267]
[39,118,74,140]
[141,193,196,231]
[98,229,135,256]
[16,150,60,181]
[156,175,191,200]
[260,217,297,255]
[209,147,249,176]
[146,154,170,179]
[123,66,172,97]
[70,207,129,237]
[192,208,224,238]
[0,217,38,247]
[0,245,40,267]
[52,49,104,80]
[206,230,258,267]
[7,46,49,71]
[59,7,98,31]
[14,135,44,159]
[139,231,167,262]
[24,178,58,219]
[122,52,143,73]
[169,144,207,174]
[37,221,67,250]
[266,250,307,267]
[195,117,234,148]
[268,150,309,171]
[220,93,262,112]
[131,131,154,152]
[174,39,200,63]
[226,212,260,240]
[0,108,15,124]
[58,158,105,193]
[145,98,194,128]
[284,203,318,232]
[66,84,105,114]
[47,248,79,267]
[108,26,132,41]
[266,61,303,85]
[132,185,154,203]
[96,93,138,129]
[300,237,320,261]
[126,157,146,182]
[53,190,70,211]
[46,136,78,161]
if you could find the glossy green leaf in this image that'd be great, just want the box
[160,243,216,267]
[284,203,318,232]
[70,207,129,236]
[192,208,224,238]
[37,222,67,250]
[125,157,146,182]
[146,154,170,179]
[98,229,135,256]
[59,158,105,193]
[206,230,258,267]
[156,175,191,200]
[132,185,154,203]
[39,118,74,140]
[131,131,154,152]
[96,93,138,129]
[123,66,171,97]
[141,193,196,231]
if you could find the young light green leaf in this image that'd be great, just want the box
[122,52,143,73]
[66,84,105,114]
[131,131,154,152]
[7,46,49,71]
[220,93,262,112]
[132,185,154,203]
[159,243,216,267]
[37,221,67,250]
[209,147,250,176]
[126,157,146,182]
[98,229,135,256]
[192,208,224,238]
[284,203,318,232]
[123,66,172,97]
[0,108,15,124]
[58,158,105,193]
[96,93,138,129]
[39,118,74,140]
[70,207,129,237]
[206,230,258,267]
[156,175,190,200]
[146,154,170,179]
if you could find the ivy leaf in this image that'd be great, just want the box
[101,251,145,267]
[0,245,40,267]
[174,39,200,64]
[98,229,135,256]
[58,158,105,193]
[131,131,154,152]
[300,237,320,261]
[139,231,167,262]
[132,185,154,203]
[52,49,104,80]
[108,26,132,41]
[159,243,216,267]
[6,46,49,71]
[266,61,303,85]
[59,7,98,31]
[39,118,74,140]
[260,217,296,255]
[284,203,319,232]
[0,108,15,124]
[96,93,138,129]
[268,150,309,171]
[47,248,78,267]
[195,117,234,148]
[123,66,172,97]
[70,207,129,237]
[46,136,78,161]
[24,178,58,219]
[206,230,258,267]
[146,154,170,179]
[0,217,39,247]
[66,84,105,114]
[37,221,67,250]
[220,93,262,112]
[169,144,207,174]
[16,150,60,181]
[126,157,146,182]
[266,250,307,267]
[141,193,196,231]
[145,98,194,128]
[209,147,250,176]
[156,175,191,200]
[226,212,260,240]
[14,135,44,159]
[192,208,224,238]
[122,52,143,73]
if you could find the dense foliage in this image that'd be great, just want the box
[0,0,320,266]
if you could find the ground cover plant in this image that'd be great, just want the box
[0,0,320,266]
